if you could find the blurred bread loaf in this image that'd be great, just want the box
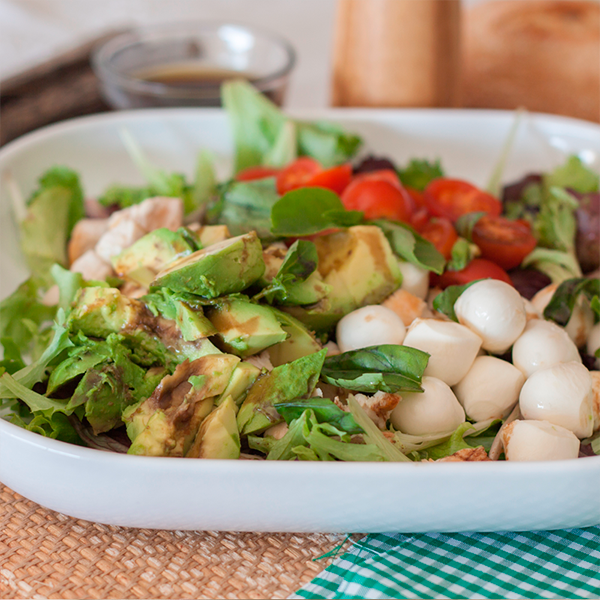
[463,0,600,122]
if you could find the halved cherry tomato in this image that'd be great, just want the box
[438,258,512,288]
[306,163,353,195]
[424,178,502,223]
[419,217,458,260]
[276,157,322,195]
[236,166,280,181]
[405,186,426,210]
[411,208,430,231]
[472,215,538,270]
[353,169,402,188]
[341,179,414,222]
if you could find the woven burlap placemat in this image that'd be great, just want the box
[0,484,354,599]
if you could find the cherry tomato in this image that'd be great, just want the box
[341,179,414,222]
[472,215,538,270]
[306,163,353,195]
[236,166,280,181]
[411,208,430,231]
[405,186,426,210]
[276,157,322,195]
[419,218,458,259]
[438,258,512,288]
[424,178,502,223]
[353,169,402,188]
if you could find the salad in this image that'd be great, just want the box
[1,81,599,463]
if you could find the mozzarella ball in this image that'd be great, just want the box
[501,420,580,461]
[403,318,482,386]
[586,322,600,369]
[453,356,525,422]
[519,361,593,439]
[531,284,594,348]
[336,305,406,352]
[397,260,429,300]
[390,376,465,435]
[454,280,526,353]
[512,319,581,378]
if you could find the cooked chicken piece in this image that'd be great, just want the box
[84,198,112,219]
[436,447,491,462]
[42,285,60,306]
[196,225,231,247]
[324,341,341,356]
[95,219,146,262]
[382,288,427,326]
[70,249,114,281]
[120,280,147,299]
[354,391,401,429]
[108,196,183,232]
[68,218,110,264]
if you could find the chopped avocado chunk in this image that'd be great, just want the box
[152,231,265,298]
[111,228,192,287]
[237,349,327,435]
[313,225,402,316]
[126,354,240,456]
[268,309,322,367]
[206,297,288,358]
[186,395,240,459]
[215,362,261,406]
[196,224,230,247]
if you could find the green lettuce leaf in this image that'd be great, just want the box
[521,248,582,284]
[373,220,445,274]
[397,159,443,191]
[270,188,363,236]
[418,422,476,460]
[545,155,599,194]
[543,278,600,326]
[321,345,429,394]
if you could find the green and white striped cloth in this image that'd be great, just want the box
[293,527,600,599]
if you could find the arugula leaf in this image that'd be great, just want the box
[20,167,85,278]
[0,278,56,352]
[373,220,445,274]
[521,248,582,284]
[209,178,280,239]
[255,240,318,304]
[432,280,481,321]
[346,395,410,462]
[397,159,444,191]
[543,278,600,326]
[274,396,362,434]
[270,188,363,236]
[321,345,429,394]
[546,155,599,194]
[222,80,362,171]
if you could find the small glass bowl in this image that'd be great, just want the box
[92,22,296,109]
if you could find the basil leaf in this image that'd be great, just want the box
[543,278,600,326]
[321,345,429,394]
[446,238,472,272]
[256,240,319,303]
[373,220,445,274]
[274,397,363,434]
[397,159,444,191]
[271,188,363,236]
[591,295,600,320]
[432,280,482,321]
[455,212,486,241]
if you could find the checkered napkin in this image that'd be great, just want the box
[292,527,600,599]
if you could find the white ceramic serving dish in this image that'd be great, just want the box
[1,109,599,533]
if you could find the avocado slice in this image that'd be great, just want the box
[126,354,240,456]
[186,395,240,459]
[284,226,402,331]
[206,297,288,358]
[268,309,322,367]
[152,231,265,298]
[111,228,192,287]
[237,349,327,436]
[214,362,261,407]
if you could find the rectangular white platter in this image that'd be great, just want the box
[0,108,599,532]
